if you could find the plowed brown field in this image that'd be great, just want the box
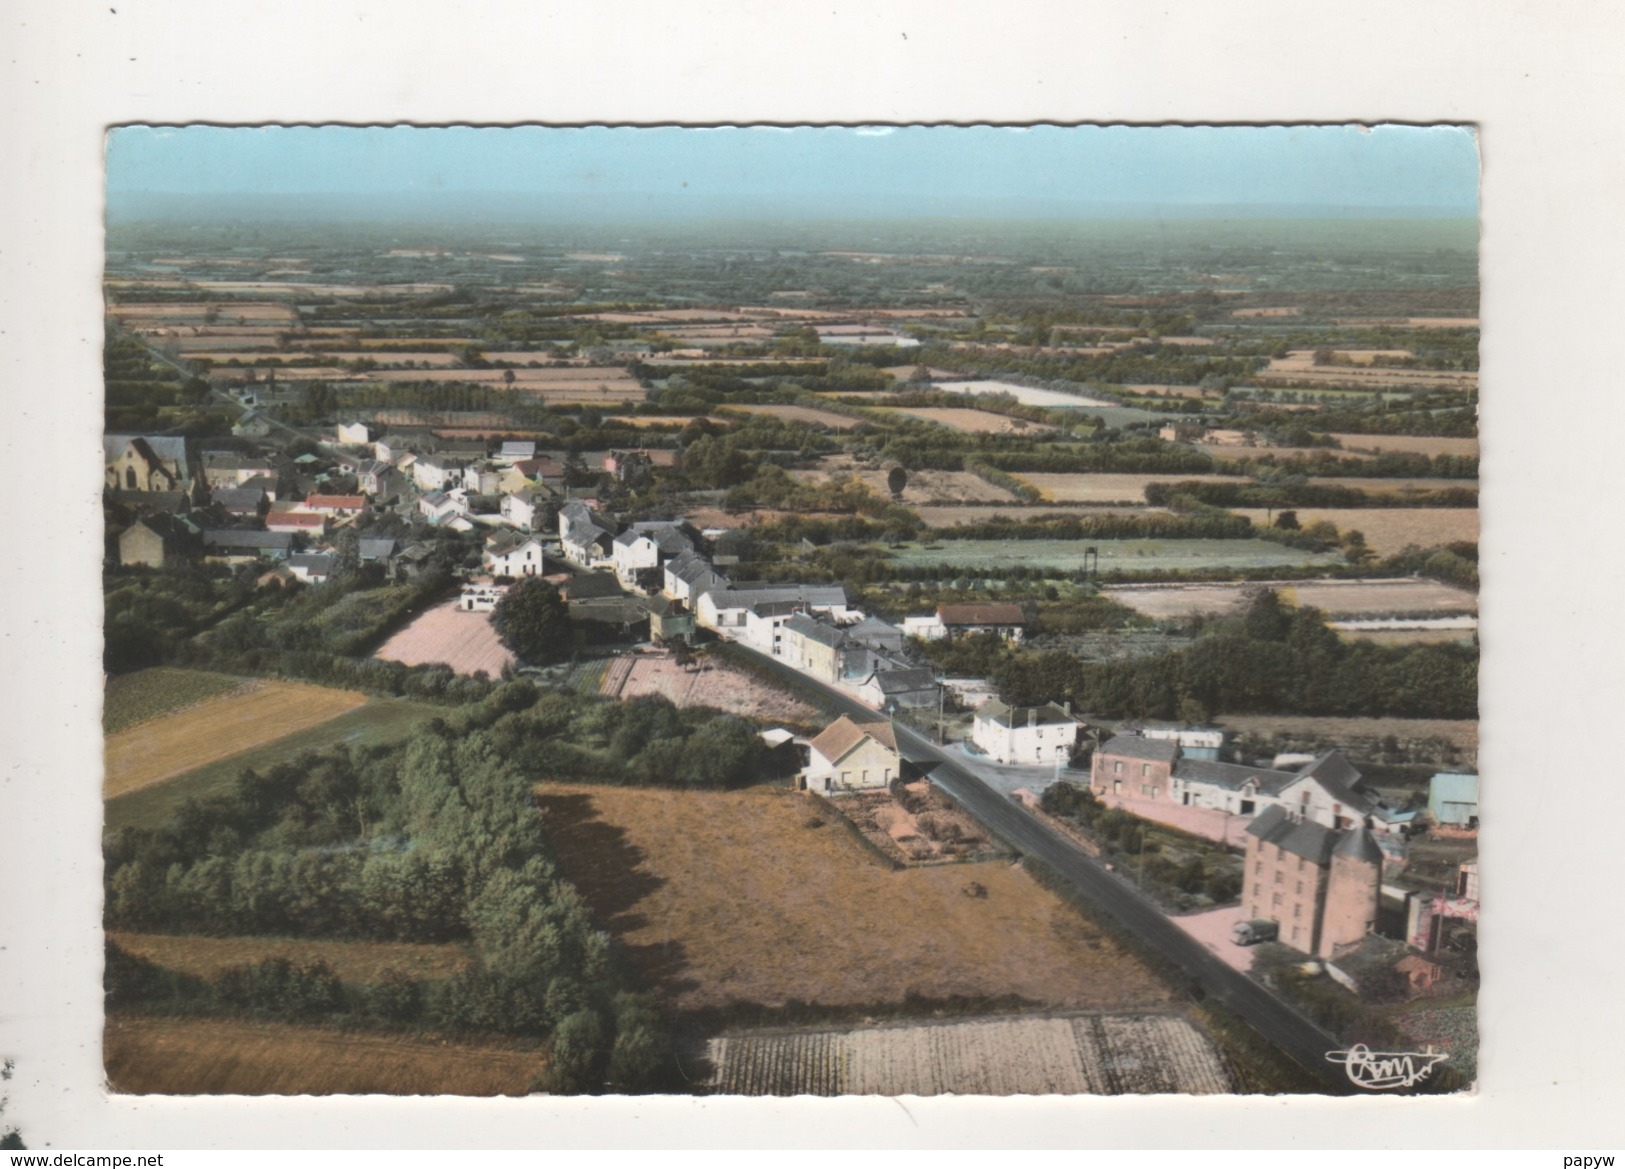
[105,1016,541,1096]
[103,682,369,798]
[535,784,1173,1014]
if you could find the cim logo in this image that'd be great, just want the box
[1326,1044,1449,1090]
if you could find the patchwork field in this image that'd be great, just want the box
[103,668,255,735]
[534,784,1174,1014]
[105,1016,542,1096]
[104,681,369,799]
[1329,433,1480,458]
[1019,472,1236,503]
[1212,714,1478,761]
[1235,507,1479,556]
[106,699,443,833]
[707,1012,1231,1096]
[604,651,819,724]
[929,380,1116,409]
[792,454,1021,504]
[374,600,516,679]
[1102,578,1478,621]
[913,504,1162,528]
[717,403,866,430]
[888,539,1341,574]
[1201,444,1374,463]
[1254,351,1478,391]
[109,932,473,985]
[884,407,1054,435]
[1307,477,1478,496]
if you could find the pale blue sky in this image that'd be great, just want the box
[106,124,1479,218]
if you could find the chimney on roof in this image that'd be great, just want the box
[1063,700,1072,717]
[1028,708,1038,728]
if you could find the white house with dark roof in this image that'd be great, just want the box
[612,521,697,588]
[696,583,851,633]
[663,549,727,605]
[287,552,337,585]
[803,716,900,795]
[500,488,543,532]
[559,501,615,567]
[780,612,847,682]
[484,533,546,578]
[419,489,468,525]
[972,699,1082,764]
[857,665,941,711]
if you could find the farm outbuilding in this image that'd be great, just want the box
[1428,772,1480,828]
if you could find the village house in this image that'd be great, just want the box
[696,583,852,633]
[780,613,847,683]
[496,440,537,465]
[500,488,544,532]
[287,552,337,585]
[611,521,697,588]
[936,602,1030,642]
[265,508,327,537]
[357,537,401,577]
[462,461,506,497]
[1241,806,1384,959]
[972,699,1083,764]
[336,421,373,447]
[297,494,368,518]
[647,595,696,645]
[856,665,940,711]
[1091,730,1408,835]
[802,716,901,796]
[211,486,269,520]
[200,454,275,491]
[356,459,397,498]
[604,448,680,486]
[411,454,467,492]
[105,435,190,493]
[559,501,615,567]
[201,529,295,564]
[117,513,196,568]
[662,548,727,605]
[741,599,804,655]
[418,489,469,526]
[484,533,546,578]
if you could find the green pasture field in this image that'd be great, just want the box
[885,538,1344,574]
[103,668,249,735]
[105,697,443,833]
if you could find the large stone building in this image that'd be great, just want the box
[1241,805,1383,959]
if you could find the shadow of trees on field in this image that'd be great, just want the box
[533,790,696,999]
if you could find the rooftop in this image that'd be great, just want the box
[807,716,898,765]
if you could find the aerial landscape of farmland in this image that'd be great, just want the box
[93,123,1480,1103]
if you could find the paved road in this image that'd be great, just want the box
[729,641,1357,1094]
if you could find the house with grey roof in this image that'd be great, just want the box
[662,549,728,605]
[559,501,615,567]
[105,434,190,493]
[972,698,1082,764]
[287,552,337,585]
[858,665,941,712]
[611,520,697,588]
[779,612,848,682]
[201,528,294,563]
[696,582,852,633]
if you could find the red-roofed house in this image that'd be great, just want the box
[265,509,327,536]
[802,716,900,795]
[297,494,369,517]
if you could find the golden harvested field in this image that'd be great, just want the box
[883,407,1054,435]
[1235,507,1479,556]
[1340,627,1476,646]
[1021,472,1235,503]
[104,682,369,799]
[374,600,516,679]
[1103,577,1477,620]
[914,504,1161,527]
[603,651,820,724]
[109,932,473,985]
[109,301,300,323]
[1121,384,1211,399]
[881,365,960,381]
[1232,306,1300,318]
[717,403,866,430]
[348,366,641,389]
[1255,352,1477,391]
[1329,433,1480,458]
[106,1016,542,1096]
[535,784,1174,1014]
